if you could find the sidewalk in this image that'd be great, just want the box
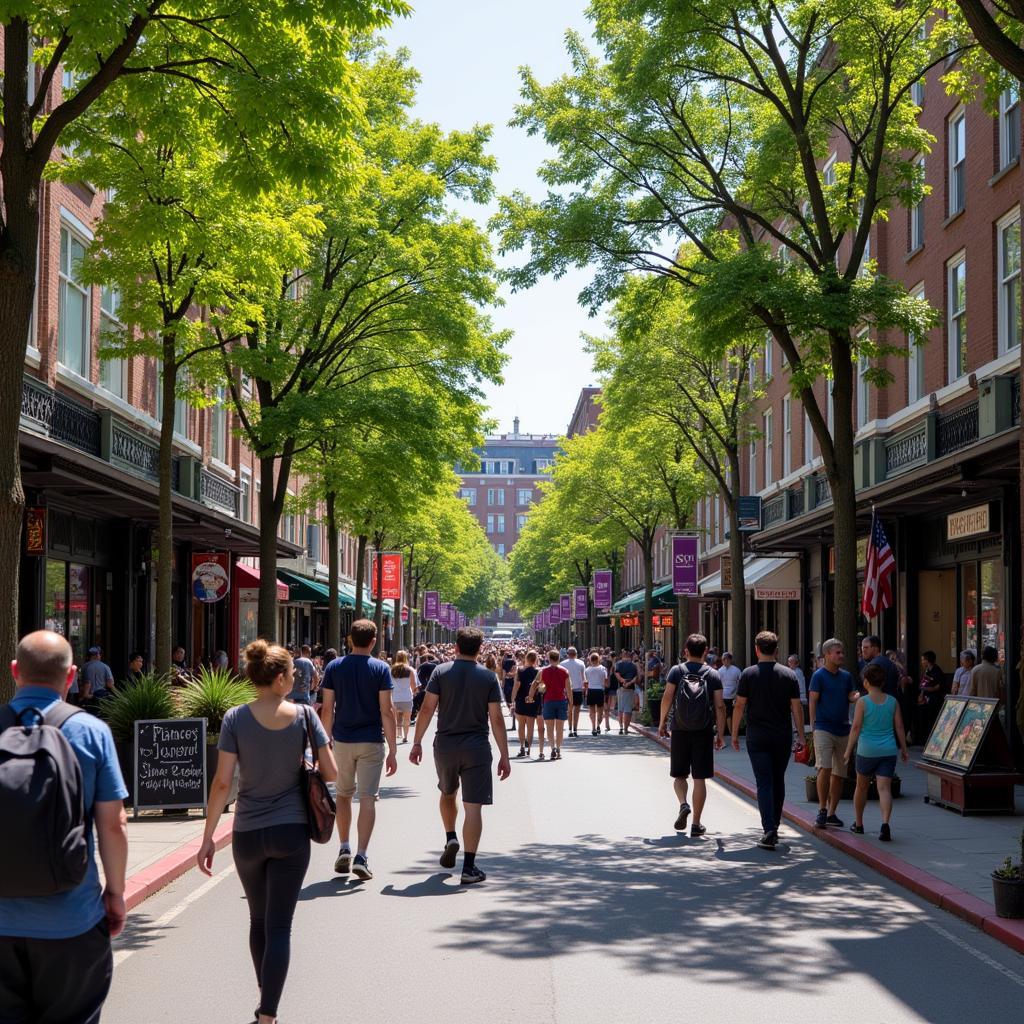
[629,723,1024,954]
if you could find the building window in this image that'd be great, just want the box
[908,285,926,403]
[516,513,527,532]
[496,514,505,533]
[999,87,1021,170]
[156,367,187,436]
[58,225,91,377]
[803,409,814,465]
[748,439,757,493]
[98,286,126,398]
[240,472,252,524]
[782,396,792,477]
[496,543,505,557]
[486,515,495,534]
[211,387,227,462]
[856,348,870,431]
[827,383,834,437]
[460,487,477,506]
[823,152,836,187]
[516,488,532,505]
[998,210,1021,354]
[763,410,773,486]
[534,458,553,473]
[764,334,773,377]
[910,156,925,252]
[947,253,967,382]
[487,488,504,505]
[948,108,966,217]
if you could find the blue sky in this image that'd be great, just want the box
[387,1,600,438]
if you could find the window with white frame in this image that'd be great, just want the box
[910,155,925,251]
[211,386,227,463]
[947,253,967,381]
[748,439,757,493]
[911,20,927,107]
[516,513,527,532]
[496,514,505,532]
[516,488,532,505]
[239,471,252,523]
[58,225,91,377]
[764,334,773,377]
[156,367,187,437]
[460,487,477,506]
[827,382,835,436]
[803,409,814,465]
[999,86,1020,170]
[858,201,871,276]
[98,286,126,398]
[712,496,720,545]
[823,152,836,187]
[486,514,495,534]
[998,209,1021,354]
[856,348,870,430]
[908,285,927,403]
[763,410,773,486]
[782,396,792,477]
[487,488,504,505]
[948,108,966,216]
[497,543,505,557]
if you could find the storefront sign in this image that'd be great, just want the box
[191,553,229,603]
[754,587,801,601]
[425,591,440,621]
[371,552,403,601]
[829,538,869,575]
[133,718,207,817]
[620,613,640,628]
[560,593,571,619]
[24,507,46,555]
[721,555,732,589]
[672,534,699,595]
[550,602,561,625]
[652,613,675,628]
[594,570,613,611]
[401,606,409,625]
[574,587,588,620]
[737,496,762,532]
[947,504,991,541]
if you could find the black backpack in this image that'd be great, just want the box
[674,666,713,731]
[0,702,89,898]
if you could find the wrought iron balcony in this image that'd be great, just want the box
[787,487,804,518]
[200,468,240,517]
[21,375,101,456]
[936,401,979,458]
[762,494,786,527]
[885,426,928,476]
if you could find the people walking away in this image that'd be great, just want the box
[532,650,571,760]
[501,648,517,718]
[786,654,807,711]
[614,651,639,734]
[199,639,336,1024]
[410,627,511,884]
[952,649,976,697]
[563,647,587,738]
[0,631,129,1024]
[658,634,726,839]
[391,651,416,743]
[859,636,900,697]
[79,646,115,701]
[511,651,541,758]
[971,646,1004,702]
[808,639,859,829]
[414,648,439,723]
[602,649,617,733]
[731,631,804,851]
[289,644,318,706]
[718,652,741,735]
[844,664,909,841]
[319,619,397,881]
[584,653,608,736]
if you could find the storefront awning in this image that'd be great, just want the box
[612,583,678,613]
[236,563,289,601]
[277,569,331,605]
[698,556,801,599]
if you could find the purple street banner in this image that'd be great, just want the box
[441,602,452,628]
[424,591,439,621]
[543,609,550,628]
[560,593,571,619]
[573,587,588,620]
[672,534,699,595]
[550,602,561,625]
[594,570,612,611]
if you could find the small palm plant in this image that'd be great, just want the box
[994,828,1024,881]
[176,665,255,740]
[99,673,177,743]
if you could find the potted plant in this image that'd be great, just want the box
[804,775,819,802]
[643,680,666,729]
[176,666,255,802]
[99,673,177,802]
[992,829,1024,919]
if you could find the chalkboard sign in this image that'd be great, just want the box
[133,718,207,817]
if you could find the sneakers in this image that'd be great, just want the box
[351,854,372,880]
[333,848,351,875]
[674,802,691,831]
[551,747,561,760]
[756,830,778,850]
[814,808,828,828]
[825,814,845,828]
[461,864,486,885]
[879,823,892,842]
[850,823,865,835]
[690,823,707,839]
[515,747,526,759]
[440,839,460,869]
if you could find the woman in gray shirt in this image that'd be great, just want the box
[197,640,336,1024]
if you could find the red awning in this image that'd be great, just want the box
[235,563,289,601]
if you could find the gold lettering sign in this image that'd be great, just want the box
[721,555,732,589]
[946,504,990,541]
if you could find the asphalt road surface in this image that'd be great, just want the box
[104,725,1024,1024]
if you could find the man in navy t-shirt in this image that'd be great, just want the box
[320,619,396,881]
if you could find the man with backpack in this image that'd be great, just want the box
[658,634,726,838]
[0,631,129,1024]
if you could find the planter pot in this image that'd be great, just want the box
[991,874,1024,919]
[206,742,239,807]
[115,739,134,804]
[805,777,819,803]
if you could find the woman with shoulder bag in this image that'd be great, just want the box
[197,639,336,1024]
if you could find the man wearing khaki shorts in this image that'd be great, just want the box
[320,619,397,881]
[808,638,860,829]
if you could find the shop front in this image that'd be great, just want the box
[235,563,289,656]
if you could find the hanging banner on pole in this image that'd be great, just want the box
[593,570,612,612]
[550,602,561,625]
[371,552,403,601]
[560,593,571,619]
[191,552,230,603]
[573,587,588,620]
[672,535,699,596]
[424,591,440,621]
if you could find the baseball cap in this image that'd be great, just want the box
[87,645,101,655]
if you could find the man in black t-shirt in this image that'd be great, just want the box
[410,627,511,885]
[658,634,726,838]
[412,656,438,722]
[731,630,804,850]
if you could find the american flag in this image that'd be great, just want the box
[862,511,896,618]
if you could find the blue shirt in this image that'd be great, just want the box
[857,694,898,758]
[809,667,855,736]
[321,655,393,743]
[0,687,128,939]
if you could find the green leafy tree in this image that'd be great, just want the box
[0,0,407,696]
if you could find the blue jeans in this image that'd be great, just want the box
[746,732,792,834]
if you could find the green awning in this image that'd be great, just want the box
[277,570,331,604]
[612,589,645,613]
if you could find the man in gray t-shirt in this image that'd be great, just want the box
[289,645,318,705]
[410,628,511,885]
[79,647,115,699]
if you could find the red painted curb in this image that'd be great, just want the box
[628,722,1024,956]
[124,821,234,912]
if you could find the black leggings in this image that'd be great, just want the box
[232,824,311,1018]
[746,732,792,834]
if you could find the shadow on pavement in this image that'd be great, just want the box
[380,872,466,898]
[297,877,364,901]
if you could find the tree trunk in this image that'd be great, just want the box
[257,455,282,640]
[326,491,340,651]
[728,495,747,665]
[154,337,178,674]
[354,534,367,622]
[642,544,654,651]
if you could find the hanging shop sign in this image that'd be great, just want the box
[371,552,403,601]
[574,587,588,620]
[652,613,675,628]
[424,591,440,621]
[946,503,993,542]
[721,555,732,589]
[672,534,699,595]
[594,570,613,611]
[191,552,230,603]
[737,496,763,532]
[560,593,571,619]
[754,587,801,601]
[24,507,46,556]
[550,602,561,625]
